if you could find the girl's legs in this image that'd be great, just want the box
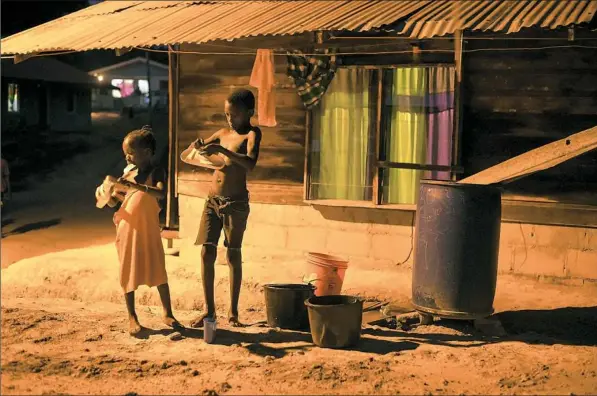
[125,291,142,335]
[157,283,181,328]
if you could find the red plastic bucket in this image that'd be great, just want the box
[304,252,348,297]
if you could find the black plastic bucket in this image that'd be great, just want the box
[264,283,315,330]
[304,295,363,348]
[412,180,501,319]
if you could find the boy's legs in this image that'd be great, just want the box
[190,199,222,328]
[223,202,249,327]
[226,248,243,326]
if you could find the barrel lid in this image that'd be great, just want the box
[420,179,502,192]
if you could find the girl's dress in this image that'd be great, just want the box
[113,168,167,293]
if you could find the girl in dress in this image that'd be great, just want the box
[110,126,180,335]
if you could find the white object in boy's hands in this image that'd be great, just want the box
[180,144,225,170]
[203,318,217,344]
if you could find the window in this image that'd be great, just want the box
[307,65,459,206]
[7,83,19,113]
[159,80,169,91]
[137,79,149,95]
[111,78,135,98]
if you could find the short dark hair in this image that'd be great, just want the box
[227,89,255,111]
[125,125,157,154]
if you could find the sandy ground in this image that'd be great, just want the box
[2,112,597,395]
[2,243,597,395]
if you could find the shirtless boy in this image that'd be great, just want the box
[190,89,262,328]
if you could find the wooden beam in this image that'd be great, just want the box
[14,53,36,64]
[165,46,180,231]
[115,47,133,56]
[459,125,597,185]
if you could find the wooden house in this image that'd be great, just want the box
[2,1,596,280]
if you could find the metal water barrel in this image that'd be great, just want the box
[412,181,501,319]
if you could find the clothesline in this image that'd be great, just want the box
[2,44,597,60]
[150,44,597,56]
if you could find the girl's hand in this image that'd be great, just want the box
[115,178,132,189]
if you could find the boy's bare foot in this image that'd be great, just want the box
[163,314,183,329]
[129,316,142,336]
[189,312,215,328]
[228,312,244,328]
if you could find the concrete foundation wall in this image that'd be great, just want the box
[178,195,597,280]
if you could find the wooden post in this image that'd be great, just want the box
[165,45,179,252]
[452,30,464,181]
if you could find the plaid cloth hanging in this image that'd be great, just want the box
[286,49,337,109]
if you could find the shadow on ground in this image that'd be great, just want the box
[2,218,61,237]
[498,306,597,346]
[132,306,597,356]
[361,306,597,349]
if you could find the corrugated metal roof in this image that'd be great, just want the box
[0,1,430,54]
[401,0,597,38]
[1,0,596,55]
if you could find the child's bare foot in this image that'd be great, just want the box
[129,316,142,336]
[228,312,244,328]
[189,312,215,328]
[163,314,183,329]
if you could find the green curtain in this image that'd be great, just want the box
[385,67,428,204]
[312,68,372,200]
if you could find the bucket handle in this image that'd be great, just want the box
[301,275,319,290]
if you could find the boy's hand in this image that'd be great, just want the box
[199,144,222,156]
[193,138,205,149]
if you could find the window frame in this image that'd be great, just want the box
[304,63,463,209]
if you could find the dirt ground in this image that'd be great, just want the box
[2,242,597,395]
[2,113,597,395]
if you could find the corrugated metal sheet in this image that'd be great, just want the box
[1,0,596,55]
[1,0,432,54]
[401,0,597,38]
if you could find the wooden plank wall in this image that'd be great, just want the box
[177,35,456,205]
[462,28,597,204]
[177,37,312,205]
[177,29,597,207]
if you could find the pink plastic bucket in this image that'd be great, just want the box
[305,252,349,297]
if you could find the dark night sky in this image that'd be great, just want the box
[1,1,91,37]
[1,0,167,71]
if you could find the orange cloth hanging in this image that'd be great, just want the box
[249,49,277,127]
